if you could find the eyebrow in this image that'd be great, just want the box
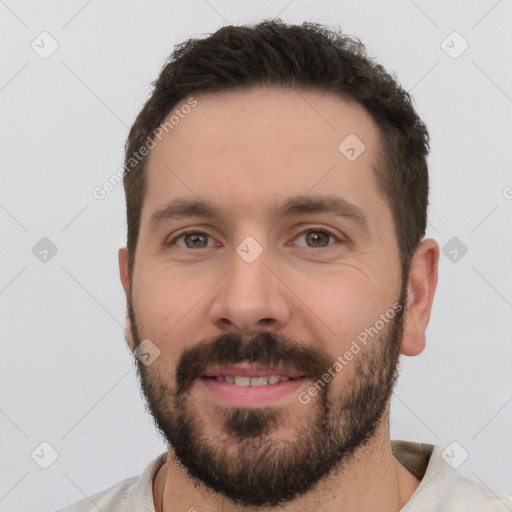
[149,194,369,232]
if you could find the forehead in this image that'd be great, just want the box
[142,86,387,229]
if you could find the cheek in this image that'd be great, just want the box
[135,260,209,316]
[133,267,213,360]
[290,266,388,342]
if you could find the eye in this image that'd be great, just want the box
[168,230,218,249]
[166,227,343,250]
[293,228,341,249]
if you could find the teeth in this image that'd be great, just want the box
[211,375,295,386]
[234,376,250,386]
[250,376,268,386]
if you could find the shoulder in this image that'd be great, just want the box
[393,441,512,512]
[52,475,139,512]
[447,473,512,511]
[423,469,512,512]
[51,452,167,512]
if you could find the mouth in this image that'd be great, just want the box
[199,365,308,405]
[203,365,304,384]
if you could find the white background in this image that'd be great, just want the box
[1,1,511,510]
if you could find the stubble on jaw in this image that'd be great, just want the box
[129,288,405,506]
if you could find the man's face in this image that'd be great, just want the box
[124,87,407,506]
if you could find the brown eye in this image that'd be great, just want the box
[295,229,339,248]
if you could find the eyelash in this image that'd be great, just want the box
[166,227,343,250]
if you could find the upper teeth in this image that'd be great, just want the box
[214,375,291,386]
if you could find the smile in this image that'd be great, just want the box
[199,365,307,406]
[205,375,295,386]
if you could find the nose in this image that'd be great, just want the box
[209,239,291,338]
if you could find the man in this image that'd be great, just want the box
[55,19,512,512]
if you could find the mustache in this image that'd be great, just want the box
[176,331,333,394]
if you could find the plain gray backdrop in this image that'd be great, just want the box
[1,1,511,510]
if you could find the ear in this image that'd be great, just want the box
[118,247,130,297]
[118,247,135,351]
[400,238,439,356]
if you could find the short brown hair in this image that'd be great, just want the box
[123,19,430,280]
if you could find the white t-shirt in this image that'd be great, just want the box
[52,440,512,511]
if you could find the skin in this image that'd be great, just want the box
[118,86,439,512]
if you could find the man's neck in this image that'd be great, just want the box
[153,432,422,512]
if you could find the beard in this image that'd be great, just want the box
[128,283,407,507]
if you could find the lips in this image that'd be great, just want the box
[200,367,307,406]
[205,375,294,386]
